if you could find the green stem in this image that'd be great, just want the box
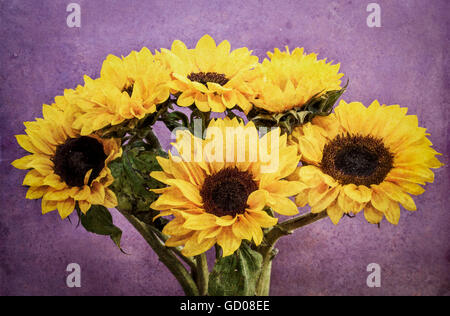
[257,260,272,296]
[265,212,329,246]
[255,211,328,296]
[195,254,209,296]
[214,244,221,262]
[118,210,199,296]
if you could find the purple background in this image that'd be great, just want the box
[1,0,449,296]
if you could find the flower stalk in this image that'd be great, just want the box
[120,204,328,296]
[118,209,199,296]
[255,211,329,295]
[195,254,209,296]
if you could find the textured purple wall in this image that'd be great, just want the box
[1,0,449,296]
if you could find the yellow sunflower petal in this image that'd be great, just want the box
[43,173,66,190]
[310,186,341,214]
[182,235,216,257]
[244,213,264,246]
[57,198,75,219]
[384,201,401,225]
[194,34,216,71]
[343,184,372,203]
[23,169,45,186]
[87,182,104,204]
[197,226,222,243]
[177,91,195,107]
[163,216,192,236]
[231,215,253,241]
[166,232,195,248]
[246,210,278,228]
[267,194,299,216]
[378,181,417,211]
[326,202,344,225]
[166,179,202,205]
[26,186,48,199]
[262,180,304,197]
[103,189,118,208]
[183,213,218,230]
[217,226,242,257]
[78,200,91,214]
[42,199,57,214]
[15,135,40,154]
[364,204,384,224]
[215,215,237,226]
[11,155,34,169]
[246,190,268,212]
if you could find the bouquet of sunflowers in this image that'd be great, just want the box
[12,35,442,296]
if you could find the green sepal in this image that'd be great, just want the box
[77,204,125,253]
[208,243,263,296]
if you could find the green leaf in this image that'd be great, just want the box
[79,205,124,251]
[122,151,154,200]
[108,147,167,226]
[161,111,190,131]
[208,243,263,296]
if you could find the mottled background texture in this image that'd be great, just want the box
[0,0,449,296]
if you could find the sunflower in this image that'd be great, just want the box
[156,34,259,114]
[251,47,344,113]
[150,118,302,256]
[12,96,122,219]
[72,47,172,135]
[288,100,442,225]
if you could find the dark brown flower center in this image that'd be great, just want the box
[53,136,107,187]
[320,134,393,186]
[122,83,134,97]
[200,167,257,217]
[187,72,229,86]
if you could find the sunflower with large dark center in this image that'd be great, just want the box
[320,134,393,187]
[200,167,258,217]
[53,136,107,187]
[187,72,229,86]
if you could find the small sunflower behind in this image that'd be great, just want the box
[288,100,443,225]
[247,47,344,134]
[12,95,122,219]
[252,47,344,113]
[150,118,302,257]
[72,47,172,136]
[156,34,259,114]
